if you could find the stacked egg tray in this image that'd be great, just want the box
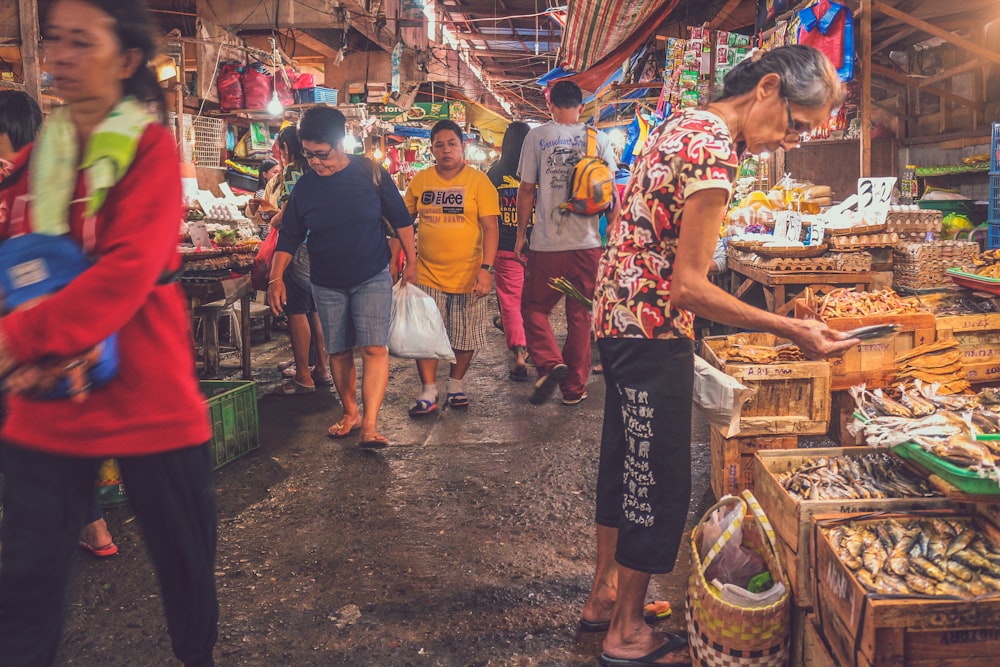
[893,240,978,291]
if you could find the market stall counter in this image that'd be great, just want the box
[727,256,874,316]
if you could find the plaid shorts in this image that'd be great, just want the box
[417,283,488,351]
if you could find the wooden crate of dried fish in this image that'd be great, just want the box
[814,511,1000,667]
[800,613,838,667]
[935,312,1000,385]
[754,447,952,609]
[708,426,798,499]
[701,333,831,436]
[795,293,935,391]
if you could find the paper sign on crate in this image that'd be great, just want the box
[857,177,895,225]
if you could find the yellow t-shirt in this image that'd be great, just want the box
[405,165,500,293]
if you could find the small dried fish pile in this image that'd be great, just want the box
[968,249,1000,279]
[981,387,1000,406]
[803,287,920,319]
[778,452,937,500]
[823,517,1000,599]
[910,433,1000,469]
[716,344,805,363]
[895,340,970,394]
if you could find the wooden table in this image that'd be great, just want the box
[181,274,253,379]
[728,258,874,316]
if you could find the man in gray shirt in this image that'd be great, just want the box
[515,80,618,406]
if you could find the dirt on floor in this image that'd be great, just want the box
[56,306,771,666]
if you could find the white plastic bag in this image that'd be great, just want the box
[387,283,456,362]
[692,356,755,438]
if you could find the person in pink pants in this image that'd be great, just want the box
[486,122,532,381]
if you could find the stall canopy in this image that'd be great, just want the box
[558,0,681,92]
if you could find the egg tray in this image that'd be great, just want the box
[828,232,900,250]
[748,255,838,272]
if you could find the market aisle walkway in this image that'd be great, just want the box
[58,301,714,666]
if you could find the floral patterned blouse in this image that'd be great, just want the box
[593,110,738,341]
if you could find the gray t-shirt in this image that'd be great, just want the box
[517,121,617,252]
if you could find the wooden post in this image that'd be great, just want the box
[174,43,186,161]
[859,0,872,178]
[19,0,42,103]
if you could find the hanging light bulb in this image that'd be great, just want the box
[267,90,283,116]
[373,147,384,160]
[343,134,358,152]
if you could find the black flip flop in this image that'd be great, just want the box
[579,604,671,633]
[600,632,689,666]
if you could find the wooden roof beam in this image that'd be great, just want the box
[873,1,1000,67]
[871,63,980,109]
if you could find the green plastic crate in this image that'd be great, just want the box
[201,380,259,470]
[893,441,1000,495]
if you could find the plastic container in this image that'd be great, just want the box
[990,222,1000,250]
[918,199,974,218]
[201,380,260,470]
[989,172,999,223]
[893,441,1000,495]
[992,121,1000,172]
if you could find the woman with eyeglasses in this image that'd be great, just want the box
[0,1,217,665]
[585,45,859,667]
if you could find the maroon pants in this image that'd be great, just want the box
[521,247,601,399]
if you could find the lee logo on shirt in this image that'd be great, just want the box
[421,188,465,214]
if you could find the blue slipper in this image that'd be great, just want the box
[408,398,439,417]
[447,392,470,409]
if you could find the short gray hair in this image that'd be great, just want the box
[717,45,842,109]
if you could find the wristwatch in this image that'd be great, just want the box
[480,263,494,273]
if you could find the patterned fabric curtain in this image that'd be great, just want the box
[559,0,671,73]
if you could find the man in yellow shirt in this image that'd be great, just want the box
[404,120,500,415]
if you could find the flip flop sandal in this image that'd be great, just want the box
[358,434,389,449]
[599,632,689,666]
[447,392,470,409]
[327,419,361,439]
[312,372,335,387]
[80,540,119,558]
[509,365,529,382]
[273,379,316,395]
[408,398,439,417]
[579,600,671,632]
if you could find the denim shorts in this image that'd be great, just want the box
[312,265,392,354]
[284,246,315,315]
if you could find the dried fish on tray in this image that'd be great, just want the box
[802,287,920,319]
[714,344,805,363]
[777,451,936,501]
[820,516,1000,599]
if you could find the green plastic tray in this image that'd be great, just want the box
[894,441,1000,495]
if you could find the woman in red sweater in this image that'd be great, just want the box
[0,2,217,665]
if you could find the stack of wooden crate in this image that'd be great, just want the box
[700,333,831,497]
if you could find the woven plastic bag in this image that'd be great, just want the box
[686,490,790,667]
[387,283,456,362]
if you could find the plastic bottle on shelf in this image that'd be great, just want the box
[901,165,916,205]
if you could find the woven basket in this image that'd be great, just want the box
[686,491,790,667]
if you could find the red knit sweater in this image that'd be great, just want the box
[0,124,211,457]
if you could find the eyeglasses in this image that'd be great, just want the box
[301,148,333,162]
[783,97,810,142]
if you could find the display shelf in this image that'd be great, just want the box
[916,164,989,177]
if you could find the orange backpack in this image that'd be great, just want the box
[559,127,614,216]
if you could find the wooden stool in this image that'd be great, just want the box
[234,297,273,342]
[192,299,239,376]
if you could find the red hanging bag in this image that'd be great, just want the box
[250,229,279,291]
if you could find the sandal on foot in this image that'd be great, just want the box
[273,379,316,395]
[529,363,568,405]
[509,365,529,382]
[312,371,335,387]
[327,419,361,439]
[408,398,439,417]
[579,601,671,632]
[358,433,390,449]
[80,540,118,558]
[599,632,689,666]
[447,392,470,409]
